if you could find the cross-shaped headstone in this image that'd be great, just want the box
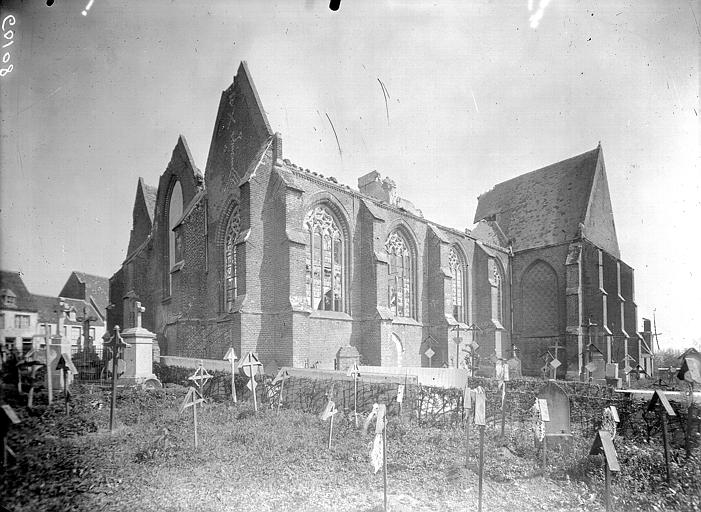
[134,301,145,329]
[104,326,131,432]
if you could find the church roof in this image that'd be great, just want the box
[140,178,158,222]
[0,270,37,311]
[474,146,602,252]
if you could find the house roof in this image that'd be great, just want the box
[33,294,60,323]
[68,271,109,313]
[474,146,602,252]
[33,294,105,326]
[0,270,37,311]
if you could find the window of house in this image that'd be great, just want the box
[304,206,345,312]
[14,314,30,329]
[0,289,16,307]
[385,230,413,318]
[448,247,466,323]
[70,327,81,346]
[0,314,4,329]
[224,203,241,313]
[166,180,184,295]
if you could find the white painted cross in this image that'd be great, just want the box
[223,348,238,403]
[238,352,263,411]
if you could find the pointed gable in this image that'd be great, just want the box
[474,147,605,253]
[581,151,620,257]
[205,61,274,189]
[59,271,109,315]
[127,178,157,256]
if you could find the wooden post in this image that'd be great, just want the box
[604,459,611,512]
[542,435,547,470]
[278,378,284,414]
[661,411,671,482]
[383,419,388,512]
[44,325,53,405]
[500,381,507,440]
[478,425,485,512]
[193,398,198,449]
[63,369,69,416]
[328,414,334,450]
[354,374,358,428]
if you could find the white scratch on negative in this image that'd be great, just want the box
[471,90,479,113]
[528,0,553,29]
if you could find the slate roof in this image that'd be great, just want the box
[0,270,37,311]
[474,147,601,252]
[68,271,109,313]
[33,294,60,322]
[33,295,105,326]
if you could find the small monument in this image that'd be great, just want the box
[537,381,572,440]
[336,345,360,372]
[120,300,160,387]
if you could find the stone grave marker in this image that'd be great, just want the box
[537,381,572,440]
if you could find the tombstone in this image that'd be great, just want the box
[336,345,360,372]
[537,381,572,444]
[120,301,161,387]
[506,356,522,379]
[605,363,619,379]
[590,351,606,380]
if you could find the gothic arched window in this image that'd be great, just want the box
[166,180,183,295]
[494,264,503,323]
[448,247,466,323]
[304,206,345,312]
[386,231,413,318]
[224,204,241,313]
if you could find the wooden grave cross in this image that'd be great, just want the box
[590,430,621,512]
[238,352,263,412]
[496,359,510,439]
[532,398,551,469]
[188,362,212,407]
[463,386,475,466]
[180,387,206,449]
[103,326,131,432]
[56,354,78,416]
[647,389,676,482]
[347,361,361,427]
[363,403,388,512]
[1,404,21,469]
[474,387,487,512]
[320,398,339,450]
[549,339,563,378]
[223,348,238,403]
[272,368,291,414]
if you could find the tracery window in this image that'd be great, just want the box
[304,206,344,312]
[448,247,465,322]
[166,180,183,296]
[494,265,503,323]
[386,231,413,318]
[224,204,241,313]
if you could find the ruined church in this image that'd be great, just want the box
[108,62,652,379]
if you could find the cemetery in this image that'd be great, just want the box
[0,326,699,512]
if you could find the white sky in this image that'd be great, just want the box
[1,0,698,349]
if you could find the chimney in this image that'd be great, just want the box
[358,171,397,205]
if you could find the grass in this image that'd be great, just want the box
[1,384,697,511]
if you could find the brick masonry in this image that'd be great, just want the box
[108,61,643,380]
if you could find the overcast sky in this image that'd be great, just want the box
[0,0,698,349]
